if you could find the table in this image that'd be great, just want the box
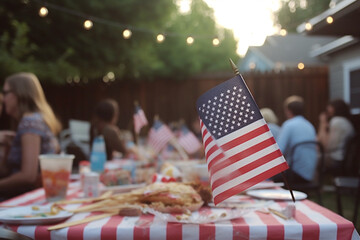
[1,182,359,240]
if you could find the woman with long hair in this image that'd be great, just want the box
[317,99,355,171]
[0,72,61,198]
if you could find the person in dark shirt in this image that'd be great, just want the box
[90,99,128,160]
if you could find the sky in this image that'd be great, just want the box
[179,0,282,56]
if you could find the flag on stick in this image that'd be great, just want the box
[133,104,148,134]
[178,125,202,155]
[148,119,174,154]
[196,74,289,205]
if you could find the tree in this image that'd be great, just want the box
[275,0,332,33]
[0,0,239,84]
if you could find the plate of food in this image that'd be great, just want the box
[0,205,73,225]
[246,189,307,201]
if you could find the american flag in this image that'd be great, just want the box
[133,105,148,134]
[148,120,174,154]
[196,75,288,205]
[178,125,202,154]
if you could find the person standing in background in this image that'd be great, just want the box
[0,73,61,199]
[317,99,355,173]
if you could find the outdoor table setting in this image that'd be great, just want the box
[0,157,359,240]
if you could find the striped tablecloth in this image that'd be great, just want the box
[1,182,359,240]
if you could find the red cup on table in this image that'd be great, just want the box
[39,154,75,202]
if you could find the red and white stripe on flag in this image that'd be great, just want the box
[196,75,288,205]
[134,108,148,134]
[148,122,174,153]
[178,130,202,154]
[201,118,288,205]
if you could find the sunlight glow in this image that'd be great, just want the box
[204,0,281,56]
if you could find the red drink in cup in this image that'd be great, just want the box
[39,154,74,202]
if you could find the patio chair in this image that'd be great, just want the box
[288,141,325,205]
[334,134,360,224]
[59,119,91,159]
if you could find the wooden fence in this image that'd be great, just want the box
[0,67,329,134]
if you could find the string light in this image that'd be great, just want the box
[123,29,132,39]
[212,38,220,46]
[305,22,312,31]
[156,34,165,43]
[298,62,305,70]
[326,16,333,24]
[279,29,287,36]
[107,71,115,81]
[32,0,226,48]
[73,75,80,83]
[83,20,93,30]
[39,7,48,17]
[186,36,194,45]
[249,62,256,70]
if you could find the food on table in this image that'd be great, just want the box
[41,169,70,201]
[100,168,132,186]
[186,182,212,205]
[59,182,205,215]
[160,163,182,181]
[10,204,64,218]
[135,182,204,213]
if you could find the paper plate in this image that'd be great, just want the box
[246,189,307,201]
[0,206,73,225]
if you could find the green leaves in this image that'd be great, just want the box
[0,0,238,84]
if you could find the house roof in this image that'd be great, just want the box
[297,0,360,36]
[245,34,336,67]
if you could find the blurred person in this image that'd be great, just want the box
[317,99,355,172]
[0,93,16,176]
[260,108,281,140]
[0,72,61,199]
[90,99,129,160]
[272,96,317,184]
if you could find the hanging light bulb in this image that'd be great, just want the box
[298,62,305,70]
[212,38,220,46]
[83,20,93,30]
[279,29,287,36]
[156,34,165,43]
[123,29,132,39]
[39,7,48,17]
[305,22,312,31]
[326,16,333,24]
[186,36,194,45]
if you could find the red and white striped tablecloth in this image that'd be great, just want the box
[1,183,359,240]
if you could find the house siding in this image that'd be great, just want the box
[239,51,272,72]
[328,44,360,102]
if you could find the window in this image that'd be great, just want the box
[349,69,360,113]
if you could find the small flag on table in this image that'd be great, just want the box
[134,105,148,134]
[178,125,202,154]
[148,119,174,153]
[196,74,289,205]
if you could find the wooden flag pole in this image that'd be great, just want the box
[229,58,296,203]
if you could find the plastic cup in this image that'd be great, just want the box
[39,154,75,202]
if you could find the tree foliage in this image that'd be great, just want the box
[0,0,239,84]
[275,0,332,33]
